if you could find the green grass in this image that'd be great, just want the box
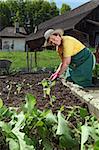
[0,50,61,71]
[37,50,60,68]
[0,48,97,74]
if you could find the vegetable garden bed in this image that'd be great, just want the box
[0,73,99,150]
[0,73,84,111]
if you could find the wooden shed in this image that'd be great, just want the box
[26,0,99,50]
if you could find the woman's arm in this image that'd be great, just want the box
[58,56,71,76]
[55,63,62,73]
[50,56,71,81]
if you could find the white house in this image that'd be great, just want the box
[0,24,27,51]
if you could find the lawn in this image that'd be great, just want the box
[0,50,61,72]
[0,48,99,77]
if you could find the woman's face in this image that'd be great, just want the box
[48,34,62,46]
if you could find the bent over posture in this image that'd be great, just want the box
[44,29,95,87]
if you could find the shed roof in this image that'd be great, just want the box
[38,0,99,30]
[26,11,91,41]
[0,27,27,38]
[26,0,99,42]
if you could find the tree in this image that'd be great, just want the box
[6,0,25,26]
[60,3,71,14]
[50,2,59,17]
[24,0,59,33]
[0,0,60,33]
[0,1,11,30]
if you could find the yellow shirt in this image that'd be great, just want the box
[58,36,85,58]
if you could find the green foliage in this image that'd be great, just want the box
[0,77,99,149]
[60,3,71,14]
[0,98,3,108]
[94,140,99,150]
[0,0,59,33]
[0,1,11,28]
[50,2,59,17]
[0,93,99,149]
[80,116,99,150]
[81,125,89,150]
[56,111,77,149]
[39,78,56,106]
[0,94,79,149]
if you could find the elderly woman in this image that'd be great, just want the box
[44,29,95,87]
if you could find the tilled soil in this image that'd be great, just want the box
[0,73,87,150]
[0,73,85,113]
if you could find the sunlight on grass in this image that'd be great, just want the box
[0,50,61,71]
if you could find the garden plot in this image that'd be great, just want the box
[0,73,99,150]
[0,73,84,113]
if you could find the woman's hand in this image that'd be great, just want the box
[50,57,71,81]
[50,72,59,81]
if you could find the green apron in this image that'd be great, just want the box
[66,48,95,87]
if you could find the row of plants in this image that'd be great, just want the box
[0,79,99,150]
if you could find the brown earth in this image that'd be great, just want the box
[0,73,88,150]
[0,73,85,113]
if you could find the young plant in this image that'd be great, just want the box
[38,78,56,105]
[0,95,79,150]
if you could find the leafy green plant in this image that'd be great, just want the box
[38,78,56,105]
[0,91,99,150]
[81,116,99,150]
[0,94,79,150]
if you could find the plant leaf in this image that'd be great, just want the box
[7,138,19,150]
[94,140,99,150]
[42,138,53,150]
[46,87,50,95]
[81,125,89,150]
[12,111,25,130]
[12,128,35,150]
[0,121,12,134]
[25,93,36,113]
[40,79,48,87]
[56,111,70,135]
[56,111,77,148]
[80,108,88,119]
[50,80,56,87]
[0,98,3,108]
[46,111,57,124]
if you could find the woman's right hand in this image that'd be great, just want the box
[50,72,59,81]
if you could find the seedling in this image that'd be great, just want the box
[38,78,56,105]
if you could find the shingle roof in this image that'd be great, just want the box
[0,27,27,38]
[38,0,99,30]
[26,11,91,41]
[26,0,99,42]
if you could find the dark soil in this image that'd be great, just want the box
[0,73,88,150]
[0,73,85,112]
